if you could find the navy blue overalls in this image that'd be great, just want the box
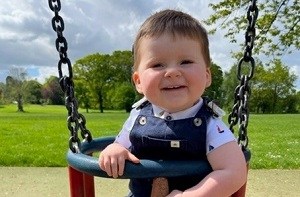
[128,99,214,197]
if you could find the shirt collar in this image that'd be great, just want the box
[152,98,203,120]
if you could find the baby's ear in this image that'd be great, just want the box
[132,72,143,94]
[205,67,212,88]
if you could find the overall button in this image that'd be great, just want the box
[166,115,172,121]
[193,118,202,126]
[139,116,147,125]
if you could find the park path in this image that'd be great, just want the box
[0,167,299,197]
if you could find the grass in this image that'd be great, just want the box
[0,104,299,169]
[247,114,299,169]
[0,104,128,167]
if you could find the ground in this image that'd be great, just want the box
[0,167,299,197]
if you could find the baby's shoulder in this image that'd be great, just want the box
[132,97,149,109]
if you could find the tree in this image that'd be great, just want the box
[282,90,299,113]
[220,65,239,111]
[223,59,297,113]
[0,82,5,104]
[108,51,136,112]
[204,62,224,104]
[219,60,261,111]
[205,0,299,57]
[221,58,298,113]
[22,80,43,104]
[108,82,136,112]
[296,91,300,112]
[74,53,113,113]
[6,67,27,112]
[41,76,64,105]
[74,79,92,113]
[110,51,133,83]
[252,59,297,113]
[73,50,133,112]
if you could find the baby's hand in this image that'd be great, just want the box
[99,143,140,178]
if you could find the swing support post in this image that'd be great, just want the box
[69,166,95,197]
[231,163,250,197]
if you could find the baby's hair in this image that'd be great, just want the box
[133,9,211,70]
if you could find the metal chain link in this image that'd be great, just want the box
[48,0,92,153]
[228,0,258,149]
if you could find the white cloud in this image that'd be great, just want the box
[290,65,300,77]
[35,66,59,83]
[290,65,300,90]
[0,0,299,90]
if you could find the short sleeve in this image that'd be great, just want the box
[206,117,236,154]
[114,108,140,149]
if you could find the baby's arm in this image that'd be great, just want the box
[99,142,140,178]
[167,141,247,197]
[99,108,140,178]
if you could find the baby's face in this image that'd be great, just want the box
[132,33,211,113]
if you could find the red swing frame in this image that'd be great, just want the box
[67,161,250,197]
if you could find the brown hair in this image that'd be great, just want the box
[133,9,211,70]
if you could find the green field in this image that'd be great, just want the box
[0,104,299,169]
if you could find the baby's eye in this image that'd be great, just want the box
[181,60,193,65]
[151,63,164,68]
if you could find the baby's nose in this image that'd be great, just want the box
[164,67,182,78]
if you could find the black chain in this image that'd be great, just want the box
[228,0,258,149]
[48,0,92,153]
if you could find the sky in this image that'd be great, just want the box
[0,0,299,90]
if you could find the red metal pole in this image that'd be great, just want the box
[231,163,250,197]
[68,152,95,197]
[68,166,85,197]
[83,173,95,197]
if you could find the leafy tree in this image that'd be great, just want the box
[220,65,239,111]
[282,90,299,113]
[0,82,5,104]
[6,67,27,112]
[109,82,136,112]
[22,80,43,104]
[110,50,133,83]
[222,60,269,113]
[252,59,297,113]
[296,91,300,112]
[108,51,136,111]
[205,0,299,57]
[74,53,113,113]
[41,76,64,105]
[73,51,133,112]
[223,59,298,113]
[74,79,92,113]
[204,62,224,104]
[218,60,260,111]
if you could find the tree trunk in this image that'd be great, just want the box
[272,86,278,113]
[17,93,24,112]
[98,91,104,113]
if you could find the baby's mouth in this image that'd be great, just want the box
[162,85,186,90]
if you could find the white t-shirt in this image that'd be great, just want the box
[115,98,236,154]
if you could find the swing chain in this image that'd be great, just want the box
[228,0,258,149]
[48,0,92,153]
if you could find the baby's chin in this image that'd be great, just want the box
[158,102,196,113]
[147,95,200,113]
